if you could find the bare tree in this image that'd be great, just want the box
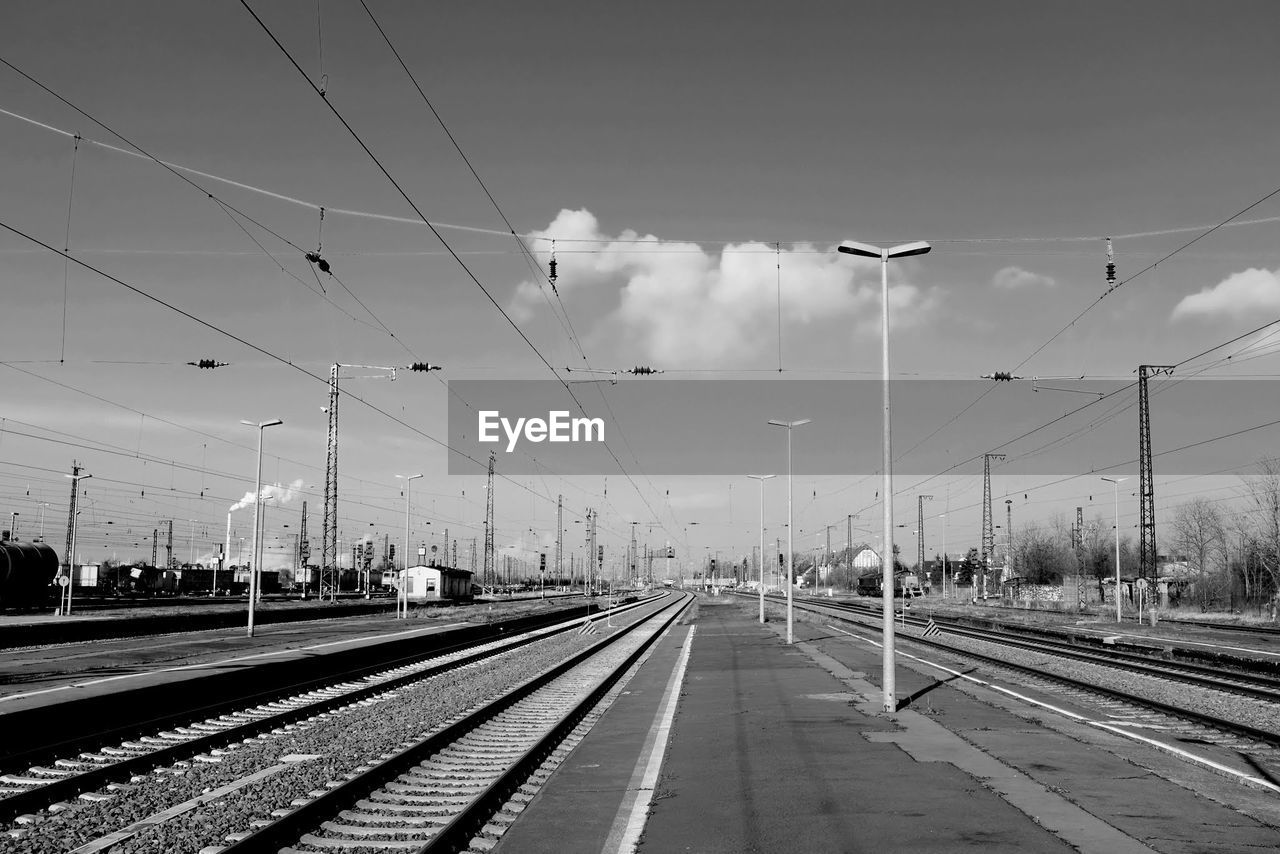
[1242,457,1280,617]
[1171,497,1225,608]
[1013,521,1074,584]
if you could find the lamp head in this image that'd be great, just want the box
[838,241,883,259]
[887,241,932,258]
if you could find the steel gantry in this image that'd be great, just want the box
[483,451,496,589]
[980,454,1005,600]
[1138,365,1173,583]
[321,362,440,601]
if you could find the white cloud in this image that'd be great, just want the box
[1171,267,1280,322]
[513,209,937,364]
[992,266,1055,289]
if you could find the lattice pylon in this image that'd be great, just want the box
[322,364,340,600]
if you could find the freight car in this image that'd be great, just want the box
[0,540,60,608]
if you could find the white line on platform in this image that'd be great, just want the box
[605,623,696,854]
[0,622,464,704]
[826,624,1280,795]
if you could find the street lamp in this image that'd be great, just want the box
[768,418,810,644]
[241,418,282,637]
[839,237,932,713]
[62,471,91,615]
[1101,476,1128,624]
[396,474,423,619]
[747,475,775,623]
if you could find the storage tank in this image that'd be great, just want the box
[0,541,60,607]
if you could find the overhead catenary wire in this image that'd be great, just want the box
[354,0,592,369]
[237,0,674,543]
[0,217,573,514]
[6,100,1280,251]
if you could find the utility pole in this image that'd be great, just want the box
[981,453,1005,601]
[917,495,932,582]
[322,364,339,599]
[1005,498,1013,581]
[587,509,597,595]
[846,514,854,590]
[630,522,638,585]
[556,495,563,586]
[825,524,832,592]
[63,463,92,616]
[1075,505,1086,609]
[62,461,82,582]
[323,362,422,601]
[484,451,496,590]
[166,520,173,569]
[1138,365,1173,588]
[151,528,158,568]
[776,536,782,591]
[298,500,310,582]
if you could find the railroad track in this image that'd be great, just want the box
[790,598,1280,772]
[215,591,691,854]
[1159,617,1280,636]
[824,599,1280,703]
[0,599,655,824]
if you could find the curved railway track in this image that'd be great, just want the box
[215,591,692,854]
[0,597,657,824]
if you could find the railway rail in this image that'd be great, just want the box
[216,591,691,853]
[785,597,1280,771]
[1158,617,1280,636]
[0,596,657,825]
[827,599,1280,703]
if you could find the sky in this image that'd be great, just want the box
[2,1,1280,576]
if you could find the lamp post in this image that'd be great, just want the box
[396,474,422,619]
[1101,476,1127,624]
[839,237,932,713]
[747,475,775,623]
[768,419,810,644]
[63,471,91,615]
[241,418,282,638]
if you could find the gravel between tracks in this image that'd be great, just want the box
[0,629,598,854]
[892,619,1280,735]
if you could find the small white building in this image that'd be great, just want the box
[402,565,473,602]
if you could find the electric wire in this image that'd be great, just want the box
[60,132,79,364]
[238,0,671,543]
[7,101,1280,251]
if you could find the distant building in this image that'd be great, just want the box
[402,565,473,601]
[852,547,880,570]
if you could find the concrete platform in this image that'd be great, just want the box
[499,595,1280,854]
